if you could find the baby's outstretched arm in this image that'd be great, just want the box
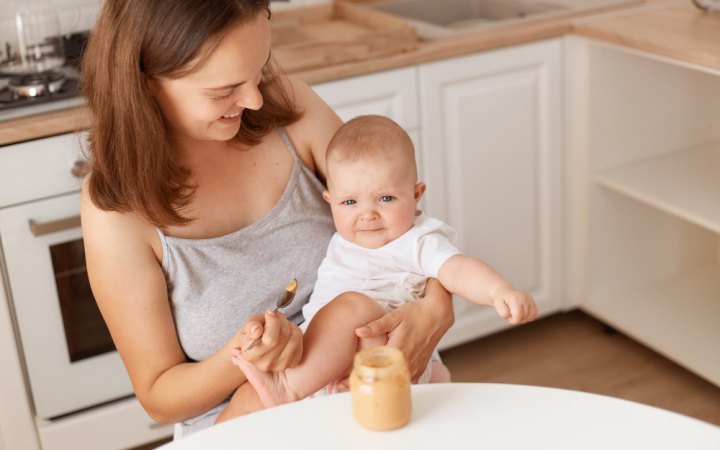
[437,255,537,324]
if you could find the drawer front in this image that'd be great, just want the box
[0,133,86,208]
[38,397,173,450]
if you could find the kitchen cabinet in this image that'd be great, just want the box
[565,36,720,386]
[0,293,36,450]
[0,280,38,450]
[418,38,565,348]
[311,66,419,129]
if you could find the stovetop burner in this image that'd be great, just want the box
[8,70,66,98]
[0,65,82,119]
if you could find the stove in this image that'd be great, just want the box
[0,32,88,122]
[9,70,67,97]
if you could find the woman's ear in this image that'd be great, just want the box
[414,181,426,203]
[143,75,157,96]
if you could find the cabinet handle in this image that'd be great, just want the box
[148,421,168,430]
[29,216,81,237]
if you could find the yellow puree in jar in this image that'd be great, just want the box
[350,346,412,431]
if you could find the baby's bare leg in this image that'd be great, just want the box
[428,361,452,383]
[214,381,264,424]
[236,292,386,407]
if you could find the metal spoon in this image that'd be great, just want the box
[244,278,298,351]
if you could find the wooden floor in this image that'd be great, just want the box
[439,309,720,426]
[135,309,720,448]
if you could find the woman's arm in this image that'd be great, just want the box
[281,75,343,183]
[81,186,301,423]
[355,278,454,381]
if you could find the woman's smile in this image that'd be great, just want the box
[218,110,243,124]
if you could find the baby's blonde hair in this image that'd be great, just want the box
[326,115,417,178]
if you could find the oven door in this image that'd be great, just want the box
[0,192,133,420]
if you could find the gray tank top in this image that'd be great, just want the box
[157,128,335,435]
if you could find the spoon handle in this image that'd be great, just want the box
[244,339,260,352]
[243,306,283,352]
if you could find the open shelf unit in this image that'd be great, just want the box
[570,38,720,387]
[583,263,720,386]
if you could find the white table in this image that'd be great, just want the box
[160,383,720,449]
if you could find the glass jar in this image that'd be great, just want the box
[350,346,412,431]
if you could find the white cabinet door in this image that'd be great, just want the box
[311,66,419,130]
[419,39,564,349]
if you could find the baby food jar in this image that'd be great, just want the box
[350,345,412,431]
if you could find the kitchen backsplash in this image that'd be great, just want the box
[0,1,101,61]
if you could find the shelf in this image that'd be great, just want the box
[593,142,720,234]
[583,264,720,386]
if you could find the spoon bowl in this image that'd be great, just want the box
[274,278,297,311]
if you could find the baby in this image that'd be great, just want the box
[228,115,537,410]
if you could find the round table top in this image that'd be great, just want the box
[160,383,720,450]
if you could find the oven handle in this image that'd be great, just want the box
[29,215,81,237]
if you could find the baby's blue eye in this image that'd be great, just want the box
[342,199,356,205]
[380,195,394,202]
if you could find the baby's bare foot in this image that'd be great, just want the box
[231,350,299,408]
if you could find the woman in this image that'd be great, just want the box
[80,0,454,437]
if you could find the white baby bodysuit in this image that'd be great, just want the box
[301,213,461,326]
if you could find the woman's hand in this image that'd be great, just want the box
[355,279,454,381]
[234,310,303,372]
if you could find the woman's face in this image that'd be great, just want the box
[148,12,271,144]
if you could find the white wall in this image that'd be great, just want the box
[0,0,330,63]
[0,1,100,63]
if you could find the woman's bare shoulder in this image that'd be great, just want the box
[80,181,161,261]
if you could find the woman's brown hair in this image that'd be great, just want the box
[82,0,301,227]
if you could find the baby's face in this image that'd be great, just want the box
[324,155,424,249]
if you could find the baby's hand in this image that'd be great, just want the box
[490,286,537,325]
[230,348,245,369]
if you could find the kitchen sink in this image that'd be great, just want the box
[369,0,638,40]
[370,0,568,38]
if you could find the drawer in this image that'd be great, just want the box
[0,133,86,208]
[38,396,173,450]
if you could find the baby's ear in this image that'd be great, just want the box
[322,191,331,203]
[414,182,426,202]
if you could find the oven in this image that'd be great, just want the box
[0,133,173,449]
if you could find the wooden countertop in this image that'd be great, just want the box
[573,1,720,72]
[0,106,90,146]
[1,0,717,147]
